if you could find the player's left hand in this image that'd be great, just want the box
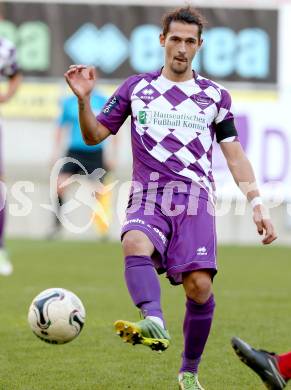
[253,205,277,245]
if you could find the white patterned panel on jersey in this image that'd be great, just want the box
[178,82,202,95]
[174,146,196,167]
[215,108,229,124]
[175,97,204,113]
[172,126,199,146]
[200,175,213,191]
[150,143,172,162]
[203,86,221,102]
[150,78,170,94]
[132,79,151,96]
[132,96,151,110]
[178,167,202,183]
[179,167,212,193]
[145,123,173,143]
[148,94,174,111]
[197,132,212,152]
[196,154,211,175]
[203,105,218,122]
[134,121,147,136]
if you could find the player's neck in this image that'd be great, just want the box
[161,67,194,83]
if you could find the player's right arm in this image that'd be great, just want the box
[64,65,111,145]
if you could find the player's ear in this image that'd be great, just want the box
[160,33,165,47]
[198,38,204,50]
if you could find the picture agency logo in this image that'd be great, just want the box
[41,157,118,234]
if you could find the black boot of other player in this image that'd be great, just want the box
[231,337,287,390]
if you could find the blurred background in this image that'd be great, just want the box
[1,0,290,244]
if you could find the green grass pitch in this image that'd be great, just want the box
[0,240,290,389]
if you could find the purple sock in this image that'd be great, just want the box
[124,255,164,324]
[180,295,215,374]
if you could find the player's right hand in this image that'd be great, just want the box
[64,65,96,99]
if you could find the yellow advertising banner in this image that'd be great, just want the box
[1,83,61,119]
[0,81,277,120]
[0,82,117,120]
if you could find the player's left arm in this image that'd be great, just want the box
[220,141,277,245]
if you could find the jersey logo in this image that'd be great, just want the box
[193,95,211,106]
[138,88,155,101]
[103,95,119,115]
[142,88,154,96]
[138,110,152,125]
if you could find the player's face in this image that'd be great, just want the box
[160,22,203,76]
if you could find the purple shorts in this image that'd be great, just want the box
[121,191,217,285]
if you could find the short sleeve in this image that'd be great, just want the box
[214,89,238,143]
[96,77,133,135]
[215,89,234,124]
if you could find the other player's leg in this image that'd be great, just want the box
[178,270,215,390]
[47,172,70,239]
[231,337,289,390]
[47,150,80,239]
[0,175,12,276]
[114,229,170,352]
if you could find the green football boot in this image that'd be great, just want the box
[114,318,170,352]
[178,372,205,390]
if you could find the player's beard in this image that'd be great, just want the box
[170,59,189,75]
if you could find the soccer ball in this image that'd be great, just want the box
[28,288,86,344]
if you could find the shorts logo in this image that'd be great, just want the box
[152,226,167,245]
[197,246,207,256]
[138,110,152,125]
[123,218,145,226]
[122,219,167,245]
[103,95,119,115]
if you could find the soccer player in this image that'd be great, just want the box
[232,337,291,390]
[0,37,22,275]
[64,7,277,389]
[49,83,109,238]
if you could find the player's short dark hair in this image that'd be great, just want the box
[162,7,206,38]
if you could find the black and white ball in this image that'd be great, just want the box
[28,288,86,344]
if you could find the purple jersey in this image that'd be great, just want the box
[97,69,237,199]
[0,37,19,78]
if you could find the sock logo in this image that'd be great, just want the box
[197,247,207,256]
